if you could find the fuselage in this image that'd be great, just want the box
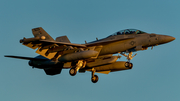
[29,29,175,69]
[86,29,175,56]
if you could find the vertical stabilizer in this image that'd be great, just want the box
[32,27,54,41]
[56,36,71,43]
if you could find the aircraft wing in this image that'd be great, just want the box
[22,39,86,49]
[20,38,87,60]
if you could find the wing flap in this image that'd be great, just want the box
[23,42,42,49]
[36,47,58,59]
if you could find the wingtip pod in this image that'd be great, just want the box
[20,37,25,43]
[19,36,46,43]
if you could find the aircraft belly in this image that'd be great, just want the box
[94,61,130,72]
[58,50,98,62]
[86,56,118,67]
[63,62,71,68]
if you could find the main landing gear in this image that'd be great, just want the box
[69,60,99,83]
[69,60,86,76]
[69,68,77,76]
[91,68,98,83]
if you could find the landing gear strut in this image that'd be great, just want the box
[121,52,137,62]
[121,51,136,69]
[91,68,99,83]
[69,60,86,76]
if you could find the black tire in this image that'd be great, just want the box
[129,63,133,69]
[91,75,99,83]
[69,68,77,76]
[125,62,133,69]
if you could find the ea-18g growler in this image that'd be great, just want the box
[5,27,175,83]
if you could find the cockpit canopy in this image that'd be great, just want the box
[109,29,146,37]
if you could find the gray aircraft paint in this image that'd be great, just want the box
[5,28,175,83]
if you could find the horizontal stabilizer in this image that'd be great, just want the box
[4,55,47,60]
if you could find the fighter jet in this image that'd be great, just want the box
[5,27,175,83]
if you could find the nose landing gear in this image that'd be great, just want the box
[121,51,136,69]
[125,62,133,69]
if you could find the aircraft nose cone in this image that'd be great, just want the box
[159,35,175,44]
[169,36,176,41]
[164,36,175,42]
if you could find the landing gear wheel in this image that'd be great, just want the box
[69,68,77,76]
[91,75,99,83]
[125,62,133,69]
[125,62,130,67]
[129,63,133,69]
